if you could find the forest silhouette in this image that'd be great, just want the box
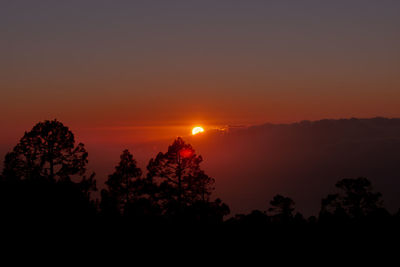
[1,119,399,225]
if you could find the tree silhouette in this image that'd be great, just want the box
[320,177,387,223]
[4,120,399,224]
[146,137,215,215]
[0,120,97,218]
[101,150,143,215]
[268,194,295,223]
[2,120,89,182]
[79,172,97,200]
[185,170,215,202]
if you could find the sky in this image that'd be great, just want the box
[1,0,400,145]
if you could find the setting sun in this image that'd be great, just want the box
[192,126,205,135]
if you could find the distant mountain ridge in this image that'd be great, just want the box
[188,117,400,216]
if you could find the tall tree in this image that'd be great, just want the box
[146,137,215,213]
[103,150,143,214]
[2,119,89,182]
[0,120,97,217]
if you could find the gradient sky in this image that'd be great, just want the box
[1,0,400,144]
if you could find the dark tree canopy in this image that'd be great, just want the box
[182,198,230,224]
[99,141,226,222]
[268,194,295,223]
[146,137,215,211]
[2,120,89,182]
[0,120,97,218]
[102,149,143,214]
[320,177,386,221]
[226,210,270,225]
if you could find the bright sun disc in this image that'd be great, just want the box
[192,126,204,135]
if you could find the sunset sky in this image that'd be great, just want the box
[1,0,400,144]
